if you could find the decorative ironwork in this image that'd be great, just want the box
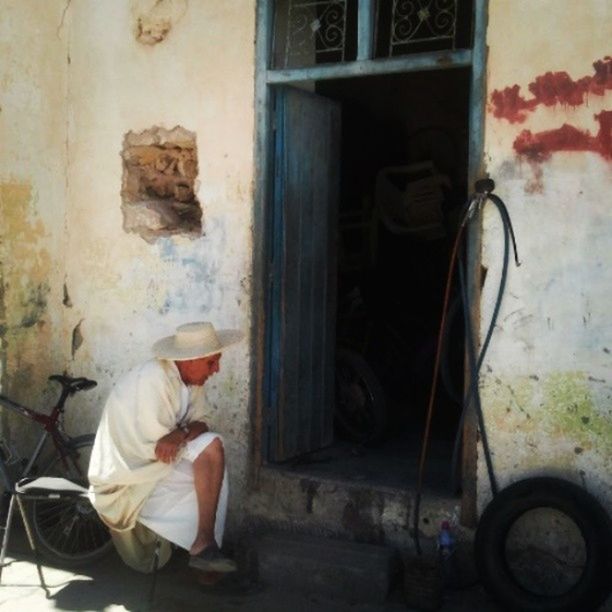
[284,0,347,67]
[389,0,457,55]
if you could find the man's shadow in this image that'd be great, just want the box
[50,549,198,611]
[7,527,195,612]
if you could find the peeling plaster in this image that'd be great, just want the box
[132,0,188,45]
[154,228,228,315]
[121,126,202,243]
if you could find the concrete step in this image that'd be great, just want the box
[245,466,467,552]
[253,533,401,604]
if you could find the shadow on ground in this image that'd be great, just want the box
[6,526,609,611]
[0,526,501,611]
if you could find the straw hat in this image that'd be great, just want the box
[152,322,243,361]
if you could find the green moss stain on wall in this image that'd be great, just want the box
[482,371,612,468]
[541,372,612,454]
[0,182,52,401]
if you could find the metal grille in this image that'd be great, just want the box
[284,0,348,67]
[388,0,458,55]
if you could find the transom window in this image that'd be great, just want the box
[272,0,474,69]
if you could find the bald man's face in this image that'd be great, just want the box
[176,353,221,386]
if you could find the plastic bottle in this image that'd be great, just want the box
[438,520,456,586]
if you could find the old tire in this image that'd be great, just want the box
[475,477,611,612]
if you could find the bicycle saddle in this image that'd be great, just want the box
[48,375,97,393]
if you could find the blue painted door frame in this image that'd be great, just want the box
[253,1,487,515]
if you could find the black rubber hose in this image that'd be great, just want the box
[412,188,520,555]
[458,253,499,495]
[451,193,520,495]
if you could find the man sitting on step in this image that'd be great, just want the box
[88,321,243,578]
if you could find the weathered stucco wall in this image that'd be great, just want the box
[0,0,255,526]
[63,0,255,516]
[0,1,70,448]
[2,0,609,544]
[480,0,611,513]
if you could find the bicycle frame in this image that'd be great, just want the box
[0,391,84,491]
[0,378,111,574]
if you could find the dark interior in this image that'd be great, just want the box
[293,69,471,491]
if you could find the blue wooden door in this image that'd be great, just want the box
[267,86,341,462]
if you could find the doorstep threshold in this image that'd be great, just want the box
[259,463,459,502]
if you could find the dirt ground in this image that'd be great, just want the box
[0,530,609,611]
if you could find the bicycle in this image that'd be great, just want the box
[0,374,112,566]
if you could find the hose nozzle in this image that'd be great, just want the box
[475,178,495,194]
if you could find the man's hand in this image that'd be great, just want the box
[154,421,210,463]
[184,421,209,441]
[155,429,186,464]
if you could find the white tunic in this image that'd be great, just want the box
[88,359,228,558]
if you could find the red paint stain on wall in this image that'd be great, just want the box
[513,111,612,162]
[491,58,612,163]
[491,57,612,123]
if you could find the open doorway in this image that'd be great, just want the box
[266,68,472,495]
[320,69,470,491]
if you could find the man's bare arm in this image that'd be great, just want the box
[154,421,210,463]
[155,429,185,463]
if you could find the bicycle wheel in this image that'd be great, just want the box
[29,434,113,566]
[335,348,387,445]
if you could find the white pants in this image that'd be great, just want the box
[139,432,228,550]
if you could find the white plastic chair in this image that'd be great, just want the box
[0,476,90,596]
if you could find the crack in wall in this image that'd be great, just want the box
[63,283,73,308]
[71,319,84,358]
[57,0,72,38]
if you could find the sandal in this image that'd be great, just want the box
[188,543,237,573]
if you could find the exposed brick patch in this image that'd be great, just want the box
[121,126,202,243]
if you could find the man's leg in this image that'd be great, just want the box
[190,437,225,556]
